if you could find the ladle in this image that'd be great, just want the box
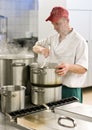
[40,45,50,68]
[40,57,48,68]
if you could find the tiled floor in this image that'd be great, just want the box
[83,87,92,105]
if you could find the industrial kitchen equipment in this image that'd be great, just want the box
[30,62,62,105]
[12,62,26,86]
[0,54,34,96]
[6,97,92,130]
[0,85,26,113]
[30,62,62,86]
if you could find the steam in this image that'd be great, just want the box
[0,40,34,56]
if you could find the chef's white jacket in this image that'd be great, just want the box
[35,29,88,88]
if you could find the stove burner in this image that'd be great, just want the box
[7,105,46,120]
[7,96,78,121]
[46,96,79,109]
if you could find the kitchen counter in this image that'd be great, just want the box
[0,112,29,130]
[54,102,92,122]
[1,96,92,130]
[1,110,92,130]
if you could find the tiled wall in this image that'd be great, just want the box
[0,0,38,40]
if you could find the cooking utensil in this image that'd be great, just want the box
[0,54,34,88]
[31,86,61,105]
[1,85,26,113]
[12,62,26,86]
[30,62,62,86]
[40,44,51,68]
[40,57,48,68]
[30,62,62,105]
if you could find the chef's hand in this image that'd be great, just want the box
[40,47,50,58]
[33,45,50,58]
[55,63,70,76]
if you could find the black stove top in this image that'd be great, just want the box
[7,105,46,120]
[46,96,79,109]
[7,96,78,121]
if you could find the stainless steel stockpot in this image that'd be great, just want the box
[12,62,26,86]
[31,86,61,105]
[30,62,62,86]
[0,54,34,87]
[0,85,26,113]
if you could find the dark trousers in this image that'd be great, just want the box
[62,85,82,103]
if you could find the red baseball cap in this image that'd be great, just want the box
[46,6,69,23]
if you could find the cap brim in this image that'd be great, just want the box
[45,16,51,21]
[46,16,62,23]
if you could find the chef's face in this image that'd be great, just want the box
[52,17,68,33]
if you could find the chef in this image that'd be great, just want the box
[33,6,88,102]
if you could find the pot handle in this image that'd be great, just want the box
[12,62,25,66]
[2,93,16,97]
[0,88,6,95]
[21,86,26,90]
[40,68,47,75]
[31,68,46,75]
[32,88,44,93]
[58,116,76,128]
[31,68,41,74]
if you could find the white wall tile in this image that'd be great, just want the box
[0,0,38,40]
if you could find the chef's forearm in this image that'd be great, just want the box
[69,64,87,74]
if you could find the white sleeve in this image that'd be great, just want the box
[75,40,88,70]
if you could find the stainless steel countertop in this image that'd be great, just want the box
[0,112,29,130]
[0,95,35,130]
[1,110,92,130]
[16,110,92,130]
[1,100,92,130]
[54,102,92,122]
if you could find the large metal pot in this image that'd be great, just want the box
[30,63,62,87]
[31,86,61,105]
[0,85,26,113]
[0,54,34,87]
[12,62,27,86]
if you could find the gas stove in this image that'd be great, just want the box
[7,96,78,121]
[6,96,92,130]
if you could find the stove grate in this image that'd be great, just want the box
[46,96,79,109]
[7,96,78,120]
[7,105,46,120]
